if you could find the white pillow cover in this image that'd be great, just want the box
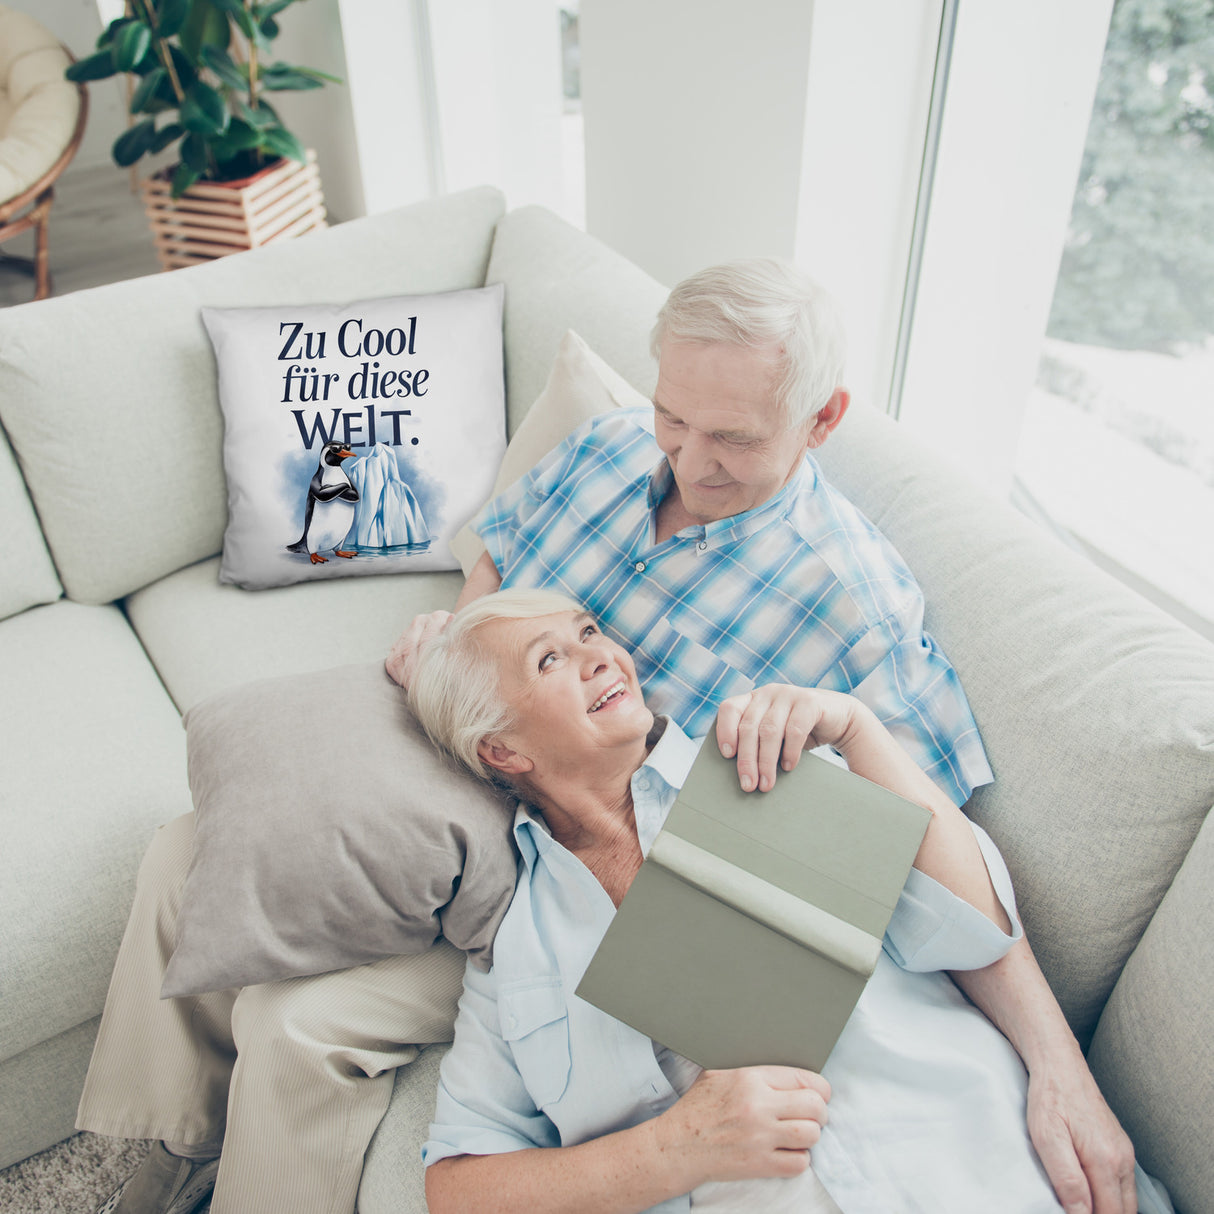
[449,328,648,576]
[203,285,506,590]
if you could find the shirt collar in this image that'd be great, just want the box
[645,456,818,548]
[512,716,703,869]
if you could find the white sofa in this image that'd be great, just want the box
[0,186,1210,1214]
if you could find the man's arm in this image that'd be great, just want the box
[951,942,1137,1214]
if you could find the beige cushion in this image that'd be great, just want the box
[449,329,644,576]
[360,1043,449,1214]
[0,7,77,201]
[1088,806,1214,1214]
[0,600,191,1062]
[124,556,463,714]
[0,424,60,620]
[814,402,1214,1046]
[0,186,506,605]
[485,205,667,436]
[163,664,518,996]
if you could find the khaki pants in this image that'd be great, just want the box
[76,814,466,1214]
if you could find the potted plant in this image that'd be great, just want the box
[66,0,340,268]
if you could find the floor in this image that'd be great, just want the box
[0,162,161,308]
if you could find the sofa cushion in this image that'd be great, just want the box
[0,423,60,620]
[0,601,191,1063]
[450,329,643,576]
[1088,804,1214,1214]
[359,1042,448,1214]
[202,285,505,590]
[124,556,463,713]
[0,186,506,606]
[813,402,1214,1045]
[163,664,517,996]
[485,205,668,436]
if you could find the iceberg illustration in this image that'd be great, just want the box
[346,443,433,555]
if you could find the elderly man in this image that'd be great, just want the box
[388,260,1136,1214]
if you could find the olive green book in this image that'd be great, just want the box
[575,745,932,1071]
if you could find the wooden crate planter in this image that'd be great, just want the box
[140,150,327,271]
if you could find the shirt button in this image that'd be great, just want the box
[697,541,708,551]
[634,561,646,573]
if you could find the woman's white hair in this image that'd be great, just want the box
[407,588,586,782]
[650,258,847,429]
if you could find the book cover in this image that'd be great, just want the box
[575,744,932,1071]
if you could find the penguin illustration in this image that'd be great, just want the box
[287,441,360,564]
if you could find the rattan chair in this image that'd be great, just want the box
[0,6,87,302]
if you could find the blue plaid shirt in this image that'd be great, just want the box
[474,407,992,805]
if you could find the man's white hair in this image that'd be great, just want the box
[407,588,586,782]
[650,258,847,429]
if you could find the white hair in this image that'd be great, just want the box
[407,588,586,782]
[650,258,847,428]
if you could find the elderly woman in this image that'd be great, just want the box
[408,587,1094,1214]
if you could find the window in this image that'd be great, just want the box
[1013,0,1214,637]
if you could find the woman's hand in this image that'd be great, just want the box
[385,610,453,688]
[715,684,861,792]
[654,1066,831,1185]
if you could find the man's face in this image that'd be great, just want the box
[652,340,819,524]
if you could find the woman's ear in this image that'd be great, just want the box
[477,738,534,777]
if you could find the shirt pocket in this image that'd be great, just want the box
[636,614,754,724]
[499,978,572,1110]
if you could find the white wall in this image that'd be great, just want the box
[575,0,941,416]
[428,0,565,213]
[579,0,818,288]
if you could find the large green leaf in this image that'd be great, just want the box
[180,131,211,172]
[180,0,231,63]
[171,162,201,197]
[112,119,157,167]
[254,0,297,19]
[209,119,263,162]
[181,80,230,135]
[112,20,152,71]
[259,62,323,91]
[129,66,167,113]
[150,121,185,153]
[66,49,119,83]
[260,124,305,163]
[200,44,249,90]
[96,17,129,50]
[167,44,198,91]
[234,97,279,129]
[155,0,191,40]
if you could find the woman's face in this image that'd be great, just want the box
[476,610,653,775]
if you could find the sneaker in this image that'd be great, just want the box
[96,1142,220,1214]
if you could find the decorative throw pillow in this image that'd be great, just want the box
[449,329,649,576]
[202,285,506,590]
[161,662,519,998]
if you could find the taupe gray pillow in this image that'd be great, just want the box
[162,662,518,997]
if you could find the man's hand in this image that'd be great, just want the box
[653,1066,830,1186]
[1026,1061,1137,1214]
[385,610,453,689]
[714,684,859,792]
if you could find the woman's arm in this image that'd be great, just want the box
[385,552,503,687]
[427,1065,830,1214]
[715,684,1010,931]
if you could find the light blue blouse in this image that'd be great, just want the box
[424,721,1066,1212]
